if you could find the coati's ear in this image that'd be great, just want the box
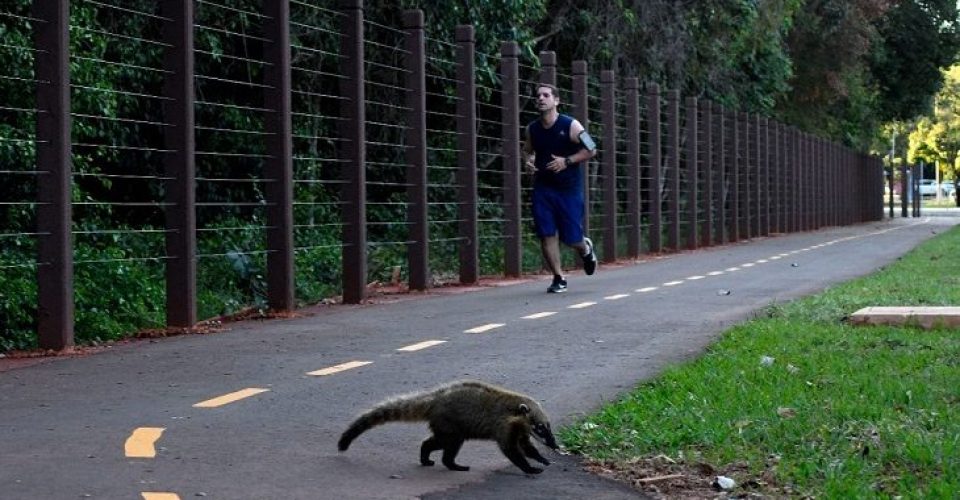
[518,403,530,414]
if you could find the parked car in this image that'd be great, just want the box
[941,180,956,197]
[918,179,938,196]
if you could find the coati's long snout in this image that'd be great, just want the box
[337,380,557,474]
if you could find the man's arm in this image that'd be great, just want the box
[566,119,597,164]
[523,126,536,173]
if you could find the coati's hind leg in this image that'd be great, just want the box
[439,435,469,471]
[521,438,550,466]
[499,421,542,474]
[498,441,541,474]
[420,435,442,466]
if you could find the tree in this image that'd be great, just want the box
[869,0,960,122]
[776,0,892,148]
[908,64,960,205]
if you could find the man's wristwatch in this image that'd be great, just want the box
[564,157,572,166]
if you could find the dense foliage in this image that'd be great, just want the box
[907,64,960,205]
[1,0,957,351]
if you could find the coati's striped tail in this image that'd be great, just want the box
[337,394,430,451]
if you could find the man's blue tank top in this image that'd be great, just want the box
[528,114,583,191]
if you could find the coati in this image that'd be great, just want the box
[337,380,558,474]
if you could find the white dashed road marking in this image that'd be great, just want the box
[522,312,557,319]
[397,340,446,352]
[307,361,372,377]
[568,302,597,309]
[193,388,270,408]
[464,323,505,334]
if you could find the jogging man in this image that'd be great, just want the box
[524,83,598,293]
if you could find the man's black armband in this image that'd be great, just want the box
[578,130,596,152]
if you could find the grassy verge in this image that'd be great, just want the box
[560,225,960,498]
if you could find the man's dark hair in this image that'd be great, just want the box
[535,83,561,100]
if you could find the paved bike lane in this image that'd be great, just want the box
[1,217,955,499]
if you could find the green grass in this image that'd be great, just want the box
[561,225,960,498]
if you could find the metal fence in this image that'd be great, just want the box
[0,0,885,351]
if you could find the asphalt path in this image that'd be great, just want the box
[1,216,956,500]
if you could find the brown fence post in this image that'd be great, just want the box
[625,77,641,257]
[758,116,768,236]
[887,151,895,219]
[702,100,713,246]
[34,0,73,350]
[501,41,521,277]
[765,117,772,234]
[160,0,196,328]
[755,114,765,236]
[685,96,698,250]
[405,10,429,289]
[667,89,680,250]
[539,51,556,86]
[601,70,616,262]
[801,133,808,229]
[340,0,366,304]
[729,109,740,242]
[767,120,783,233]
[572,61,590,235]
[647,84,662,252]
[742,113,752,239]
[792,128,799,232]
[808,132,812,226]
[820,136,826,226]
[456,25,478,284]
[264,0,294,311]
[779,122,787,233]
[717,105,727,244]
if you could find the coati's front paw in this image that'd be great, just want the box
[421,458,435,466]
[523,466,544,474]
[534,456,550,466]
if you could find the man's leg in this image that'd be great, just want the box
[540,235,563,277]
[540,235,567,293]
[568,238,597,276]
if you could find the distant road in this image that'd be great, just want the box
[1,216,956,500]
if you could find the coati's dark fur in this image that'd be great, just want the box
[337,380,558,474]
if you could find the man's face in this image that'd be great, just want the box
[536,87,559,112]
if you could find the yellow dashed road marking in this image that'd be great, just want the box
[397,340,446,352]
[193,388,270,408]
[636,286,658,292]
[523,312,557,319]
[568,302,597,309]
[307,361,372,377]
[464,323,505,334]
[604,294,630,300]
[663,280,683,286]
[125,427,164,458]
[142,493,180,500]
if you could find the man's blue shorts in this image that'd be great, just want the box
[532,185,584,245]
